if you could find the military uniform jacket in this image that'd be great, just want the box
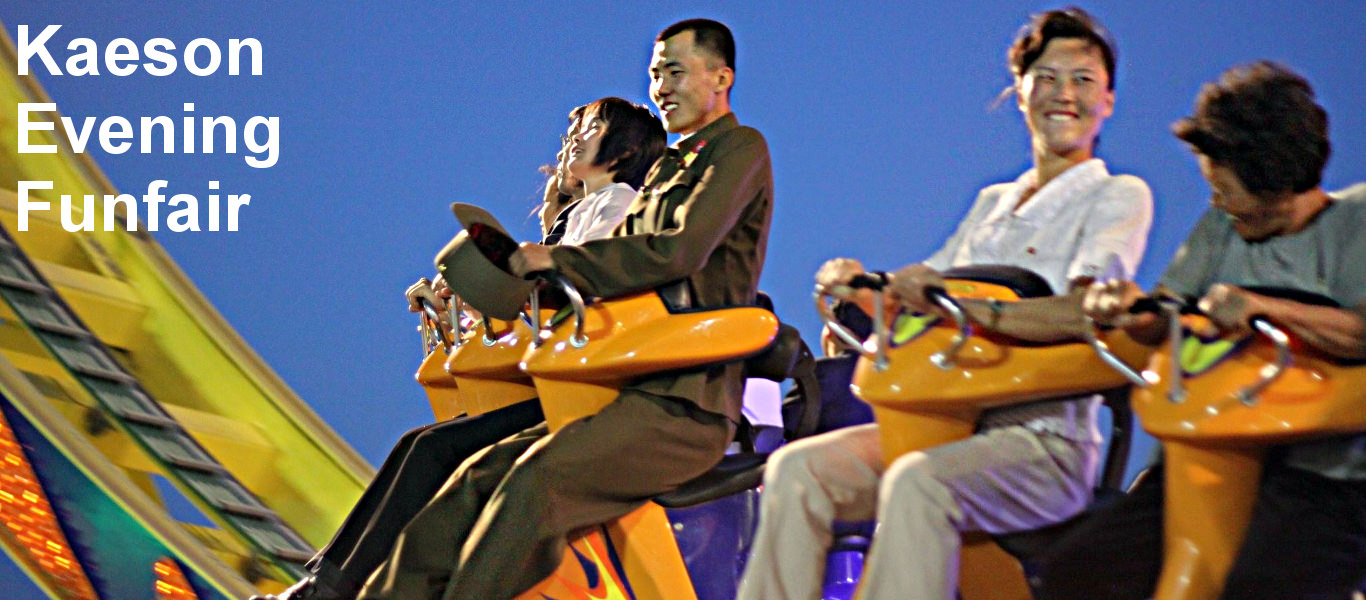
[548,113,773,421]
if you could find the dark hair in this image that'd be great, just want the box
[567,104,588,129]
[584,97,667,190]
[657,18,736,72]
[1009,7,1117,90]
[1173,61,1330,197]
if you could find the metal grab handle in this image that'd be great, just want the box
[1164,299,1186,403]
[481,316,499,346]
[1237,318,1292,405]
[813,273,889,370]
[1137,300,1290,405]
[417,296,454,354]
[535,273,588,348]
[476,306,536,347]
[1081,315,1150,388]
[1083,257,1151,388]
[450,294,467,346]
[870,288,889,370]
[527,286,541,347]
[1087,291,1291,403]
[813,289,872,355]
[926,288,969,370]
[1121,295,1186,401]
[418,311,437,354]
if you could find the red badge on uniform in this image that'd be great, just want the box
[681,139,707,168]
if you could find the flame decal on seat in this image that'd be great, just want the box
[515,526,634,600]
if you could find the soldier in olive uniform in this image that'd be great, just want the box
[358,18,774,600]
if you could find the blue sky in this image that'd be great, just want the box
[3,2,1365,595]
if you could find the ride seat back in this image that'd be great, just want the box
[941,264,1054,298]
[445,316,538,416]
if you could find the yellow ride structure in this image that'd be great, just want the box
[1137,311,1366,600]
[0,23,372,599]
[834,270,1151,600]
[516,284,779,600]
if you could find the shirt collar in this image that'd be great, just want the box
[1000,158,1110,221]
[584,181,633,201]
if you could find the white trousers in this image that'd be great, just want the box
[737,423,1099,600]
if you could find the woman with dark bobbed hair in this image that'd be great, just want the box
[254,97,664,600]
[556,97,667,245]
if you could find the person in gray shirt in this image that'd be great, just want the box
[1037,61,1366,599]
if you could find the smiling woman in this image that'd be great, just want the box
[737,8,1154,600]
[1010,10,1119,198]
[559,97,666,245]
[1017,38,1115,174]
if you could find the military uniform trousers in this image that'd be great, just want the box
[359,388,733,600]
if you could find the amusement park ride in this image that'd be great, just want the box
[4,16,1362,600]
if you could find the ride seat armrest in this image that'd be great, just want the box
[746,323,805,382]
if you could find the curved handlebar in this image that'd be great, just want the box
[812,274,969,372]
[450,294,467,346]
[1123,295,1294,404]
[532,272,588,349]
[527,284,541,346]
[1107,295,1187,401]
[417,296,453,353]
[481,316,499,346]
[924,287,969,370]
[813,288,871,354]
[813,282,889,370]
[1078,292,1166,387]
[1237,317,1292,405]
[1081,314,1150,388]
[1126,297,1164,315]
[846,272,888,291]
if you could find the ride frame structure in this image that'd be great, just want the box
[0,22,374,600]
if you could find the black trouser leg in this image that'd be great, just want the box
[311,399,544,592]
[1220,460,1366,600]
[308,422,432,572]
[1031,466,1164,600]
[357,420,551,599]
